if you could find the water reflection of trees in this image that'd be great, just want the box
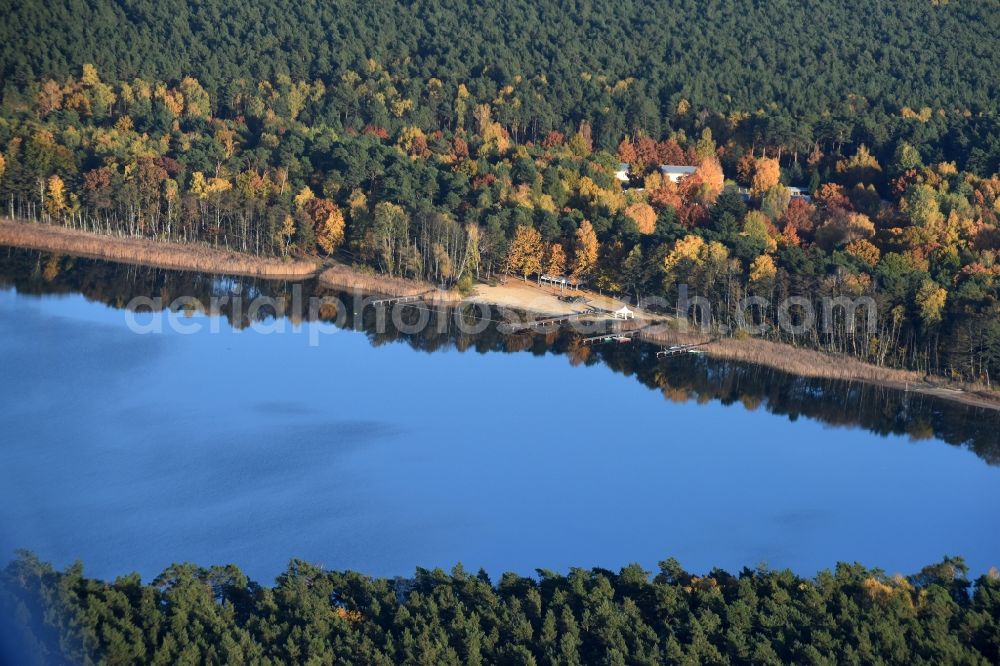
[3,248,997,464]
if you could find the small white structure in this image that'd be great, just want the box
[787,186,812,202]
[613,305,635,320]
[658,165,698,183]
[540,274,580,288]
[615,162,630,183]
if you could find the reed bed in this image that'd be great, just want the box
[318,264,460,304]
[640,322,1000,410]
[0,219,319,278]
[641,322,921,383]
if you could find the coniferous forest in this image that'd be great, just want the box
[2,553,1000,665]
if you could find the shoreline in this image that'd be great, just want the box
[637,323,1000,412]
[2,218,998,411]
[0,219,319,279]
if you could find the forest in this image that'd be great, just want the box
[2,6,1000,662]
[1,0,1000,383]
[2,552,999,664]
[3,0,1000,154]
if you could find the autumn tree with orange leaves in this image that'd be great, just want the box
[750,157,781,197]
[546,243,567,276]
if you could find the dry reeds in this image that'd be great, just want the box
[0,219,319,278]
[318,264,460,304]
[639,322,1000,410]
[640,322,921,383]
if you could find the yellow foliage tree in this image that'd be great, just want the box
[916,279,947,328]
[750,157,781,197]
[669,233,704,259]
[836,144,882,185]
[398,126,429,157]
[567,121,593,157]
[432,242,454,281]
[482,121,510,155]
[572,220,599,280]
[68,66,117,116]
[546,243,567,275]
[643,172,665,191]
[578,176,624,213]
[662,235,705,278]
[286,80,319,120]
[156,84,184,118]
[87,79,118,117]
[315,205,346,255]
[64,91,91,116]
[473,104,509,155]
[662,234,730,291]
[189,172,232,198]
[347,188,367,215]
[462,223,481,278]
[505,224,544,280]
[275,214,296,256]
[455,84,470,130]
[179,77,211,118]
[114,115,135,132]
[236,170,273,200]
[294,186,316,209]
[625,202,657,234]
[81,64,100,86]
[749,254,777,285]
[45,175,68,221]
[845,238,881,267]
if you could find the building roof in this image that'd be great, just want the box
[658,164,698,175]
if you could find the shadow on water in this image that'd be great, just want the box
[2,246,998,465]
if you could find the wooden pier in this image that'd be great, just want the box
[371,294,425,307]
[501,308,604,333]
[581,333,633,345]
[655,342,710,358]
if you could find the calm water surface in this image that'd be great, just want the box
[1,250,998,583]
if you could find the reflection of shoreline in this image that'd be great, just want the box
[639,325,1000,413]
[0,218,319,279]
[3,220,999,413]
[1,246,998,459]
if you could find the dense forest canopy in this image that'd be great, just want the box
[3,0,1000,154]
[2,553,999,664]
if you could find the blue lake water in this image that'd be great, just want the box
[0,252,998,584]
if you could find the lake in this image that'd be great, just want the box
[1,248,998,583]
